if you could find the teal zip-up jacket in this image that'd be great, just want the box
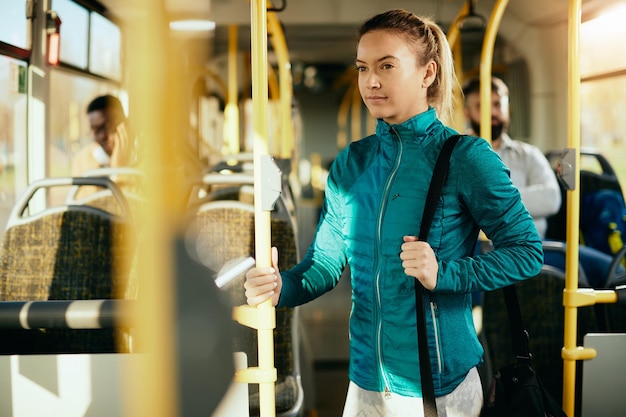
[278,108,543,397]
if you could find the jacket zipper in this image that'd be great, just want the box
[375,128,403,397]
[430,300,443,374]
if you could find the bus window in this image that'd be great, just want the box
[48,70,119,180]
[53,0,89,69]
[0,1,28,50]
[89,12,122,81]
[0,55,28,231]
[581,5,626,189]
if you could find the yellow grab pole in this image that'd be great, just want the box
[479,0,508,144]
[123,1,180,416]
[445,1,469,132]
[451,39,465,131]
[232,1,277,417]
[267,5,295,160]
[447,2,469,131]
[446,0,469,50]
[562,1,596,415]
[268,65,280,100]
[225,24,240,156]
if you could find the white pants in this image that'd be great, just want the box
[341,367,483,417]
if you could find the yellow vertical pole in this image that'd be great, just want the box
[246,0,277,416]
[446,1,470,132]
[225,24,240,156]
[446,1,469,51]
[562,1,582,415]
[123,1,180,416]
[267,6,294,160]
[479,0,508,144]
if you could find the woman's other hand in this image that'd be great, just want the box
[244,246,282,306]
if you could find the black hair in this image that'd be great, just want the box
[86,94,126,120]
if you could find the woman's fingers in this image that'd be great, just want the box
[244,267,278,306]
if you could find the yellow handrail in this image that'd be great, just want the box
[224,24,241,156]
[446,0,470,132]
[267,4,295,160]
[446,1,469,49]
[124,1,181,416]
[234,2,278,417]
[562,1,586,415]
[479,0,508,144]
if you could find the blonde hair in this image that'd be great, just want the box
[358,9,457,123]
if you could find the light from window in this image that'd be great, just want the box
[54,0,89,69]
[0,0,28,49]
[89,12,122,81]
[581,4,626,78]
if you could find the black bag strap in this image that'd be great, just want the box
[416,134,462,417]
[502,284,532,362]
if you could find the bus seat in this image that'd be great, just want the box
[482,266,598,416]
[188,171,300,260]
[191,200,304,417]
[595,245,626,333]
[68,188,145,220]
[0,177,136,354]
[66,167,146,218]
[541,240,589,284]
[545,149,625,258]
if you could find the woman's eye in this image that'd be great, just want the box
[356,66,366,72]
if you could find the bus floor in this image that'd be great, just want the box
[299,269,351,417]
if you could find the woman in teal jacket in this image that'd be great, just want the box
[245,9,543,417]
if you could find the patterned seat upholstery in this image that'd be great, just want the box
[0,177,136,354]
[482,267,597,415]
[192,198,303,417]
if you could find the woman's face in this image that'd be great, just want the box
[356,30,434,125]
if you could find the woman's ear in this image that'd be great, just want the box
[422,60,437,89]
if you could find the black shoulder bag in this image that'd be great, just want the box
[482,285,567,417]
[416,134,462,417]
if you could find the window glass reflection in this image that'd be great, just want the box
[54,0,89,69]
[89,12,122,81]
[0,0,28,49]
[0,55,28,230]
[48,70,118,179]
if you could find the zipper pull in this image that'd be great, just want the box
[384,386,392,399]
[391,193,400,200]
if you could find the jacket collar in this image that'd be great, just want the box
[375,107,438,143]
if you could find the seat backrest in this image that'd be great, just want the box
[541,240,590,285]
[66,167,146,218]
[67,167,146,202]
[595,245,626,332]
[0,177,136,354]
[482,268,598,414]
[189,171,300,258]
[190,199,302,416]
[545,148,626,254]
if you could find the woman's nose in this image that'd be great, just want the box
[365,73,380,89]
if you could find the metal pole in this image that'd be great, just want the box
[479,0,508,143]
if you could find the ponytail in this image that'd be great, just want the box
[423,18,457,124]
